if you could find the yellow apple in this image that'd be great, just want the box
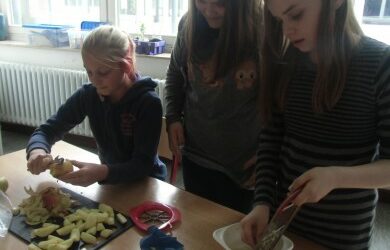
[50,160,73,177]
[0,176,8,192]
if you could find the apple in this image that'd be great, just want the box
[49,159,74,177]
[0,176,8,192]
[12,207,20,216]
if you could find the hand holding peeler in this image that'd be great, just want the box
[255,188,303,250]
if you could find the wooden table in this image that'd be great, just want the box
[0,141,327,249]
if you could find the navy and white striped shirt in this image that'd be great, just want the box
[254,37,390,250]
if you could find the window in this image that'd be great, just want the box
[7,0,100,27]
[363,0,390,24]
[354,0,390,44]
[118,0,188,36]
[4,1,387,45]
[4,0,187,36]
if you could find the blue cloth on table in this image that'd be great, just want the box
[140,226,184,250]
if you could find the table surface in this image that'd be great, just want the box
[0,141,328,249]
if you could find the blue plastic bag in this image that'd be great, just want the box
[140,226,184,250]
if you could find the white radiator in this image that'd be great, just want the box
[154,78,166,115]
[0,61,92,137]
[0,61,166,138]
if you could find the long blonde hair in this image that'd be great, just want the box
[260,0,363,124]
[82,25,137,82]
[184,0,263,80]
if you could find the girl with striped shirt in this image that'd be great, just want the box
[241,0,390,249]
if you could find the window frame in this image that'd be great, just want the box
[362,0,390,25]
[0,0,179,51]
[4,0,387,48]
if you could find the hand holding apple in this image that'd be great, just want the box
[49,157,74,178]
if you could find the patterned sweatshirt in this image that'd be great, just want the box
[165,15,261,186]
[254,37,390,250]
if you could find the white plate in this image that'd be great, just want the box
[213,222,294,250]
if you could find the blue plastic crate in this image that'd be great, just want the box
[80,21,109,30]
[22,24,73,47]
[133,39,142,54]
[0,13,7,40]
[135,39,166,55]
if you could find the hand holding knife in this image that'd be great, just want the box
[255,187,303,250]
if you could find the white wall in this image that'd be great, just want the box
[0,43,170,79]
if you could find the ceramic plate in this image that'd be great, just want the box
[213,222,293,250]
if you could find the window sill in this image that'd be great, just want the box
[0,40,170,79]
[0,40,28,46]
[0,40,171,59]
[0,40,82,52]
[136,53,171,59]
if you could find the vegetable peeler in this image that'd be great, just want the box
[52,155,65,165]
[256,188,303,250]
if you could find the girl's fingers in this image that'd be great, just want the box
[169,131,179,153]
[41,156,53,170]
[240,223,254,247]
[70,160,85,169]
[173,134,179,152]
[58,169,88,186]
[177,129,185,147]
[175,129,185,162]
[58,170,80,181]
[289,173,309,192]
[172,132,183,159]
[28,154,48,174]
[175,150,182,163]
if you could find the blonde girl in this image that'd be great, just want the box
[27,25,167,185]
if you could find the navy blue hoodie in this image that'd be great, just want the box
[26,76,167,183]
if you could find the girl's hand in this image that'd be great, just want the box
[240,205,270,248]
[58,160,108,187]
[289,167,340,206]
[27,149,53,175]
[167,121,185,162]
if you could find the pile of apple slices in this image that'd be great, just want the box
[27,203,128,250]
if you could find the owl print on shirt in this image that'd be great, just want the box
[234,60,257,90]
[187,58,257,90]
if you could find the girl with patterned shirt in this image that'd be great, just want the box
[164,0,263,213]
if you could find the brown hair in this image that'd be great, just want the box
[184,0,263,80]
[260,0,363,124]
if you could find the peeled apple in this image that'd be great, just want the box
[50,160,73,177]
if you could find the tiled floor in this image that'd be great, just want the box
[1,128,389,249]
